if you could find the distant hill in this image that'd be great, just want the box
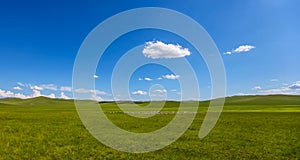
[0,96,73,106]
[223,95,300,106]
[0,95,299,107]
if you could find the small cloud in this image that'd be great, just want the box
[13,86,22,90]
[142,41,191,59]
[163,74,180,80]
[144,77,152,81]
[153,89,167,93]
[270,79,279,82]
[252,86,262,90]
[30,85,43,90]
[170,89,177,92]
[29,84,57,91]
[132,90,147,95]
[157,77,162,80]
[138,78,143,81]
[224,45,255,55]
[289,81,300,90]
[60,86,72,92]
[93,75,99,78]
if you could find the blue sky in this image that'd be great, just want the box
[0,0,299,100]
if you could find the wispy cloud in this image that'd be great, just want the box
[224,45,255,55]
[254,81,300,95]
[270,79,279,82]
[142,41,191,59]
[60,86,72,92]
[17,82,27,87]
[288,81,300,90]
[93,74,99,78]
[74,88,107,95]
[132,90,147,95]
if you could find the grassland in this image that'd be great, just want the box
[0,95,299,159]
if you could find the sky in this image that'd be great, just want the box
[0,0,300,101]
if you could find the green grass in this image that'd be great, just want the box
[0,95,299,159]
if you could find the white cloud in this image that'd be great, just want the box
[157,77,162,80]
[60,92,70,99]
[224,45,255,55]
[74,88,107,95]
[94,75,99,78]
[254,81,300,95]
[288,81,300,90]
[13,86,22,90]
[132,90,147,95]
[38,84,57,91]
[0,89,29,99]
[30,85,43,90]
[163,74,180,80]
[153,89,167,93]
[17,82,26,87]
[144,77,152,81]
[14,93,29,99]
[270,79,279,82]
[91,94,103,101]
[170,89,177,92]
[0,89,14,97]
[252,86,262,90]
[31,89,56,98]
[142,41,191,59]
[138,78,143,81]
[60,86,72,92]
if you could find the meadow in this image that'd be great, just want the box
[0,95,299,159]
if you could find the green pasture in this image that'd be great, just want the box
[0,95,299,159]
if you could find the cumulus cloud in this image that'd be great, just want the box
[0,89,29,99]
[13,86,22,90]
[163,74,180,80]
[142,41,191,59]
[30,85,43,90]
[31,89,55,98]
[132,90,147,95]
[224,45,255,55]
[60,92,70,99]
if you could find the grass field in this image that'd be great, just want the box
[0,95,299,159]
